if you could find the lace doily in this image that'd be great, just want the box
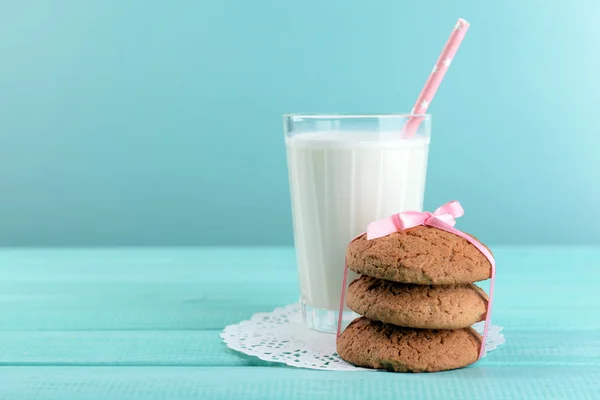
[221,303,505,371]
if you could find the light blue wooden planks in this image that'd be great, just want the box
[0,329,598,367]
[0,248,299,330]
[0,281,296,331]
[0,247,599,399]
[0,330,269,367]
[0,247,599,331]
[0,367,599,400]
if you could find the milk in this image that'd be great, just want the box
[286,131,430,328]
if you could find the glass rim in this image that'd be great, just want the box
[284,112,431,119]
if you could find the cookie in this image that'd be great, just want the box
[346,225,492,284]
[346,276,488,329]
[337,317,481,372]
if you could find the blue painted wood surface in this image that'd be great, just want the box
[0,247,599,399]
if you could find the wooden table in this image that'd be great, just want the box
[0,247,598,399]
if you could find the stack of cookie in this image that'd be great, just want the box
[337,225,493,372]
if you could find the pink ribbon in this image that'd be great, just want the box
[366,200,465,240]
[336,200,496,360]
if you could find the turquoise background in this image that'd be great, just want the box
[0,0,598,246]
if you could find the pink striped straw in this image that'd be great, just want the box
[403,18,470,137]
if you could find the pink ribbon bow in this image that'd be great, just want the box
[337,201,496,361]
[367,200,465,240]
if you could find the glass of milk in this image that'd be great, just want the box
[284,113,431,333]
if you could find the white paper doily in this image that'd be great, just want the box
[221,303,505,371]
